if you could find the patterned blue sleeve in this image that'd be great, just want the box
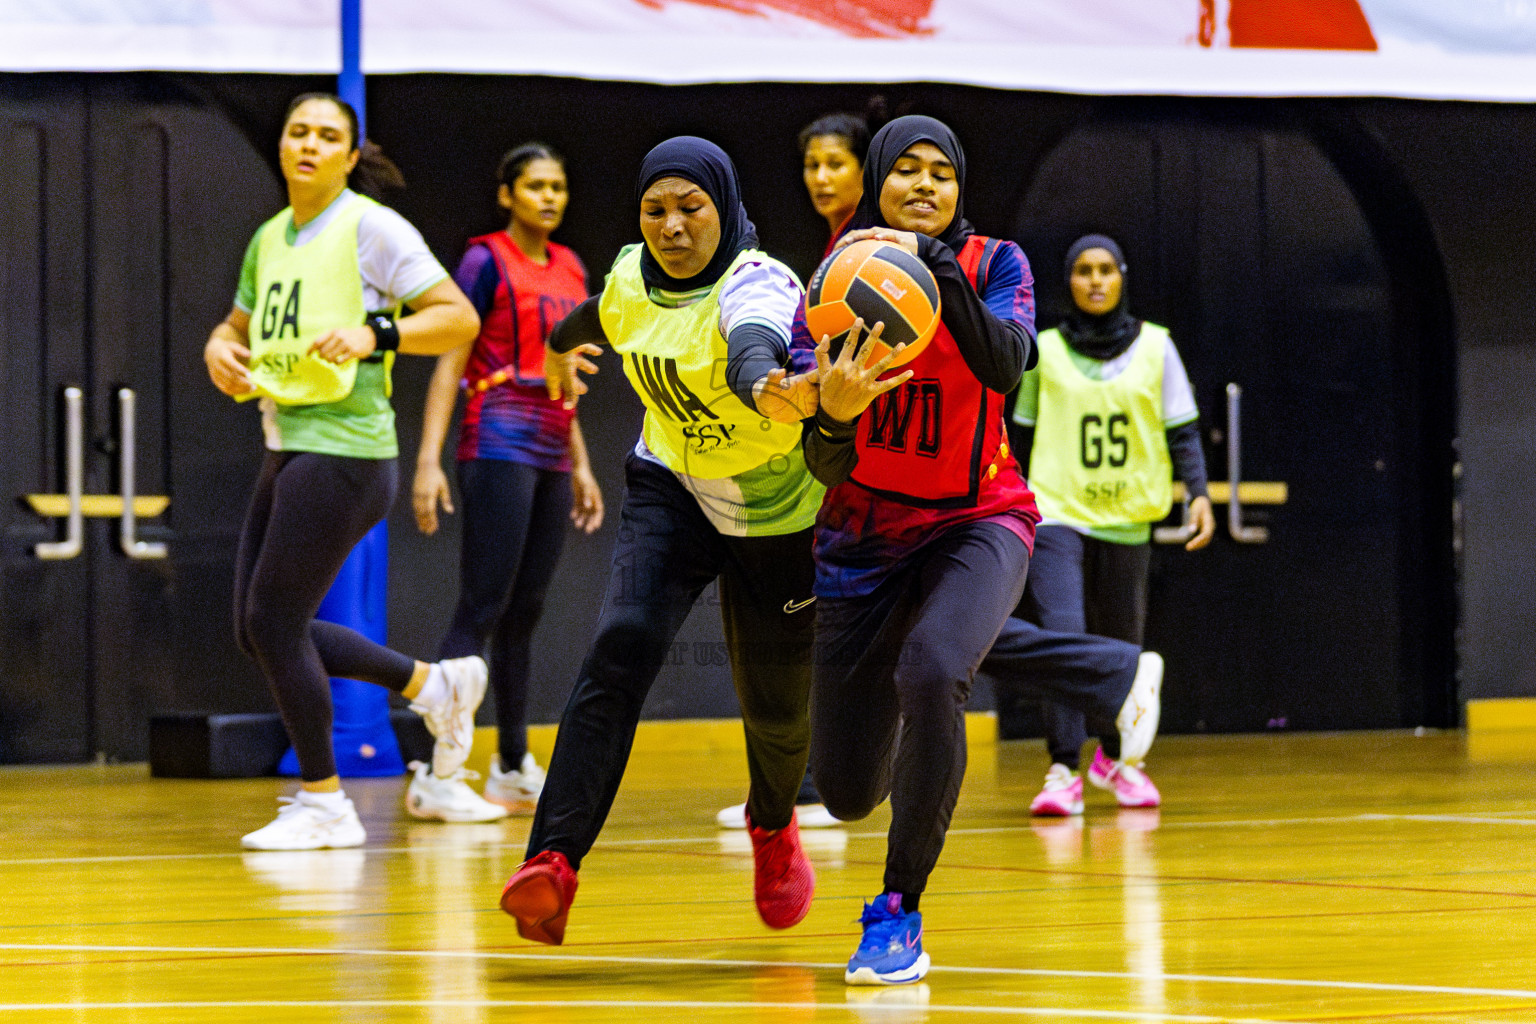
[980,241,1037,336]
[787,303,818,375]
[453,244,501,320]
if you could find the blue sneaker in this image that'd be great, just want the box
[844,893,930,985]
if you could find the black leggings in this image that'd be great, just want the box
[528,454,816,869]
[1017,525,1150,769]
[234,451,417,782]
[438,459,571,767]
[812,522,1137,897]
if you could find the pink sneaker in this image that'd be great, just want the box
[1088,748,1161,808]
[1029,764,1083,816]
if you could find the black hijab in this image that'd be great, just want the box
[1058,233,1142,361]
[846,115,975,252]
[635,136,759,293]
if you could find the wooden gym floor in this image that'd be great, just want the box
[2,725,1535,1022]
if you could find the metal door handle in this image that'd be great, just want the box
[36,387,85,560]
[1153,496,1193,544]
[1226,383,1268,544]
[118,388,167,559]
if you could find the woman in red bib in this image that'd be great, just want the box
[413,144,604,819]
[800,116,1161,985]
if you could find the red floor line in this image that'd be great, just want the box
[1298,1000,1536,1021]
[483,902,1535,951]
[604,844,1536,900]
[935,860,1536,901]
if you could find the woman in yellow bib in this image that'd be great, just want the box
[203,93,489,850]
[1007,234,1215,814]
[497,137,822,946]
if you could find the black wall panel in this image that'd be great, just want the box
[9,71,1528,755]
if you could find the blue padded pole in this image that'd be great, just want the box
[339,0,365,140]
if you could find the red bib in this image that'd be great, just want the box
[848,236,1021,508]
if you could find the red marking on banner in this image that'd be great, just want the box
[1228,0,1377,51]
[1199,0,1216,47]
[646,0,934,38]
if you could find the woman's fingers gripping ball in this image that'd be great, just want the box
[813,319,913,424]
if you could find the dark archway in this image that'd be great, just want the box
[1004,99,1455,732]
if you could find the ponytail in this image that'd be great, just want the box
[351,139,406,199]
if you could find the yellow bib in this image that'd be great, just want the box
[599,247,804,480]
[1028,325,1174,527]
[244,193,376,406]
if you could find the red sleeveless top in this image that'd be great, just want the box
[813,235,1040,598]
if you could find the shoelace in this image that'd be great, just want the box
[1043,765,1076,789]
[408,760,481,783]
[855,906,910,954]
[757,829,800,884]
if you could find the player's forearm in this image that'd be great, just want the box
[417,345,471,467]
[804,409,859,487]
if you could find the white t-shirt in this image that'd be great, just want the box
[234,189,448,315]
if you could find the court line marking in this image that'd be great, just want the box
[8,899,1531,945]
[6,812,1536,867]
[0,999,1280,1022]
[3,942,1536,1000]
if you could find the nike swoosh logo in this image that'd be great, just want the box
[783,597,817,614]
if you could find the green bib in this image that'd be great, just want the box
[599,246,804,480]
[244,192,387,406]
[1028,326,1173,528]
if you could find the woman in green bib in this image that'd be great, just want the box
[1008,234,1215,815]
[203,93,490,851]
[497,137,822,946]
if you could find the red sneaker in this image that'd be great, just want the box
[747,807,815,929]
[499,850,579,945]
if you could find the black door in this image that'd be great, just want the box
[0,74,280,762]
[1008,105,1455,732]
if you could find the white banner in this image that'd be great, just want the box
[3,0,1535,101]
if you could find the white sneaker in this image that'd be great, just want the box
[483,752,545,814]
[241,791,366,850]
[411,655,487,778]
[716,801,842,829]
[404,761,509,822]
[1117,651,1163,766]
[793,804,841,828]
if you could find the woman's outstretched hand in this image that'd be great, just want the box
[753,367,821,423]
[544,343,603,410]
[813,319,913,425]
